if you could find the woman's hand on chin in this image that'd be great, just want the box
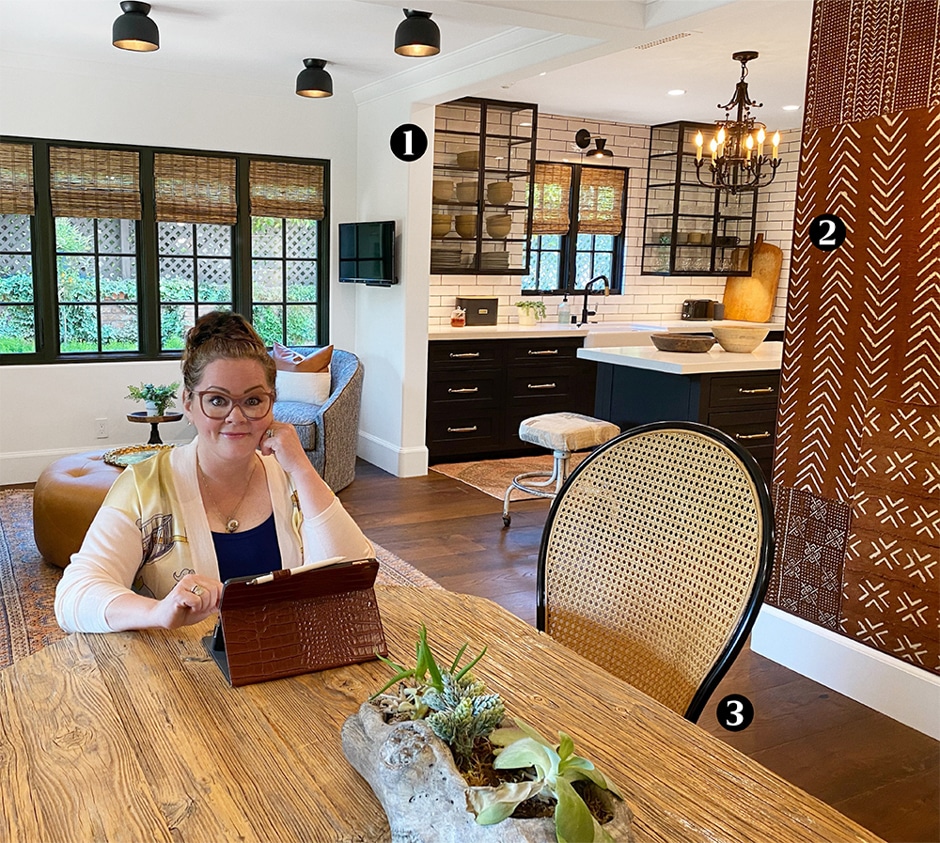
[259,422,314,478]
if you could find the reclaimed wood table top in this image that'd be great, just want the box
[0,585,883,843]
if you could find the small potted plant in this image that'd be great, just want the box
[515,300,546,326]
[126,382,180,417]
[342,625,633,842]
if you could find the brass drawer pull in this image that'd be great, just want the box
[738,386,775,394]
[447,425,478,433]
[735,431,772,441]
[449,351,480,359]
[527,349,559,356]
[447,387,479,394]
[528,382,557,390]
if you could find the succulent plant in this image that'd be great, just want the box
[467,718,623,843]
[423,672,505,763]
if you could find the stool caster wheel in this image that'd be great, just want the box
[502,514,511,527]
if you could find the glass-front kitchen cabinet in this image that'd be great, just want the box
[641,121,757,276]
[431,97,537,275]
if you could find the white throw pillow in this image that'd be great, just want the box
[276,370,331,405]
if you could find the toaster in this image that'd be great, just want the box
[681,299,723,320]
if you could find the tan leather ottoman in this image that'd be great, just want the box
[33,451,123,568]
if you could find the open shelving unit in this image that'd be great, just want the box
[431,97,537,275]
[641,120,758,276]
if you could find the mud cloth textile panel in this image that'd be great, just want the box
[769,0,940,674]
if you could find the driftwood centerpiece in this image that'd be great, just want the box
[341,626,635,842]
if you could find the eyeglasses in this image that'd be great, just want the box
[193,390,274,420]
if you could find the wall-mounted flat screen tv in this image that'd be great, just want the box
[338,220,397,286]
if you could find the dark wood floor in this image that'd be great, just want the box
[341,459,940,843]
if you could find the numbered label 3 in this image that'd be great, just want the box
[390,124,428,162]
[717,694,755,732]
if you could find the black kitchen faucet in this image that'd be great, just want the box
[579,275,610,326]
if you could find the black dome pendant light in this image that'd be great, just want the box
[112,1,159,52]
[296,59,333,98]
[394,9,440,57]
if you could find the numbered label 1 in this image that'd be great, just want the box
[716,694,754,732]
[809,214,847,251]
[390,124,428,162]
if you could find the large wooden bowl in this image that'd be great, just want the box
[650,333,716,353]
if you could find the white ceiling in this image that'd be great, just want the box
[0,0,813,130]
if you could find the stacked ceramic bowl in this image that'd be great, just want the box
[455,181,478,203]
[485,213,512,239]
[432,180,454,203]
[431,214,452,239]
[486,181,514,205]
[455,214,478,239]
[456,149,480,170]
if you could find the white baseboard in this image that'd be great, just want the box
[0,447,107,485]
[357,431,428,478]
[752,604,940,739]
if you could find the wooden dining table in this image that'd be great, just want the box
[0,585,883,843]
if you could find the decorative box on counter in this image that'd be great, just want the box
[456,296,498,326]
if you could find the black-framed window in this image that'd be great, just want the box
[0,137,329,364]
[157,221,234,351]
[522,161,628,295]
[0,213,35,354]
[251,217,320,347]
[56,216,139,353]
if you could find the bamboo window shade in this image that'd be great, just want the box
[249,160,325,220]
[154,154,237,225]
[531,162,572,235]
[578,167,625,235]
[49,147,141,219]
[0,142,35,215]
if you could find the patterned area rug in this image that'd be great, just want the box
[0,488,438,671]
[430,453,586,501]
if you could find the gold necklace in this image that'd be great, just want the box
[198,456,258,533]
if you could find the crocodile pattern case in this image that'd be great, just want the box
[203,558,387,687]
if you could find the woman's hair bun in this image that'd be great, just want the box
[181,310,275,393]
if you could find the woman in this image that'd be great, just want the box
[55,312,373,633]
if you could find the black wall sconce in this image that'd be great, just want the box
[112,1,159,52]
[575,128,613,159]
[296,59,333,98]
[395,9,440,57]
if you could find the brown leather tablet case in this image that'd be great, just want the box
[203,558,387,687]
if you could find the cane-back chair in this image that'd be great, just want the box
[536,421,774,722]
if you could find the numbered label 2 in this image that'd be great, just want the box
[716,694,754,732]
[809,214,847,251]
[390,124,428,162]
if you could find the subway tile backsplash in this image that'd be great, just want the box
[429,110,800,327]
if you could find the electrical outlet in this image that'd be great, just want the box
[95,418,109,439]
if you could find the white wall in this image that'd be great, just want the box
[0,54,359,484]
[352,97,433,478]
[428,115,801,327]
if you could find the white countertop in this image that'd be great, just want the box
[428,319,783,342]
[578,341,784,374]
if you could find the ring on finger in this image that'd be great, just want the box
[191,585,205,596]
[266,428,275,439]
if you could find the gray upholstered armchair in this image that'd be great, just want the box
[273,348,363,492]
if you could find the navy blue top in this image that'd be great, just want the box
[212,513,282,582]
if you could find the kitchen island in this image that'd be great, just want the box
[577,342,783,481]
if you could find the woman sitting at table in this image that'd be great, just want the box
[55,311,373,634]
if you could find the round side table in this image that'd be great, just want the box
[127,411,183,445]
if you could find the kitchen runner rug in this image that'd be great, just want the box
[0,488,438,671]
[430,453,587,501]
